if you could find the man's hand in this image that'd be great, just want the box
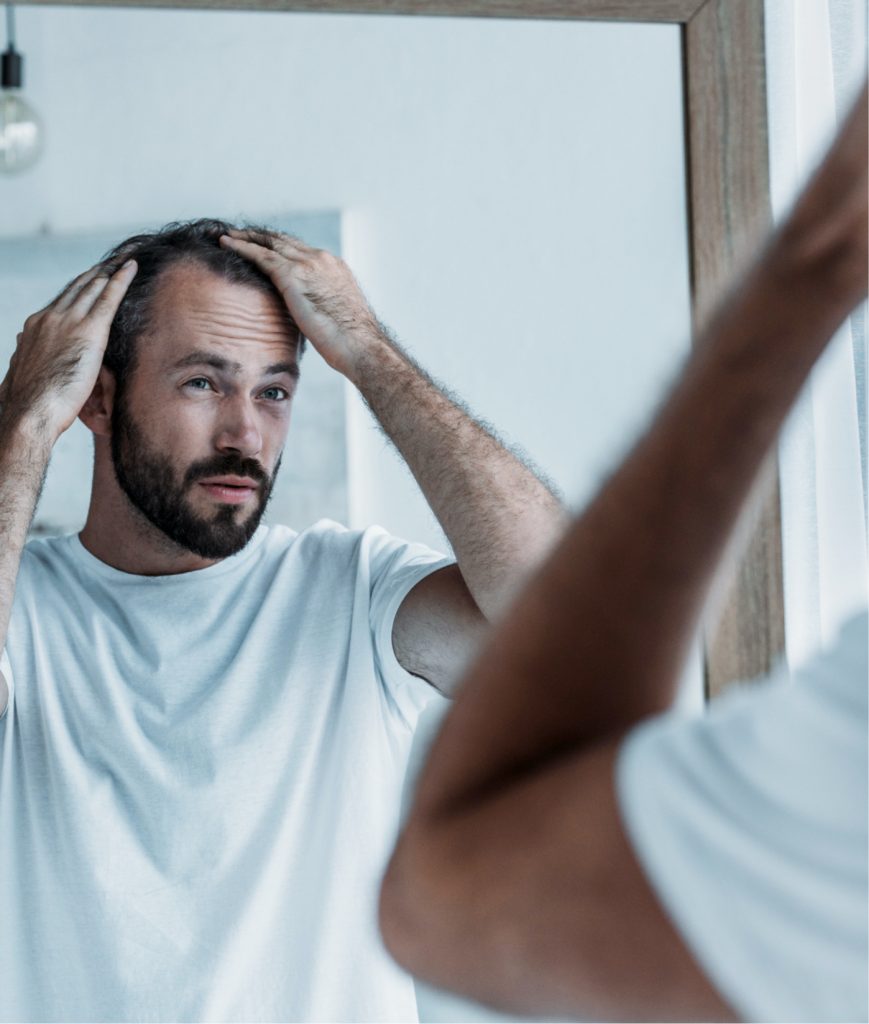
[780,82,867,309]
[219,231,382,380]
[0,259,138,442]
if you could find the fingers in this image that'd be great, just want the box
[67,273,111,314]
[36,258,125,324]
[222,229,312,261]
[86,260,138,325]
[219,235,295,277]
[220,233,276,256]
[52,265,109,312]
[44,259,137,327]
[220,233,294,259]
[224,227,304,247]
[17,261,136,348]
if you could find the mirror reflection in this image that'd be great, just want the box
[0,8,692,1023]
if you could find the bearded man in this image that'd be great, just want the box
[0,220,565,1022]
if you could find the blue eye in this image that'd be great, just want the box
[262,387,289,401]
[185,377,213,391]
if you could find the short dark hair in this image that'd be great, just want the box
[98,218,303,394]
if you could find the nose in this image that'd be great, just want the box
[214,395,263,459]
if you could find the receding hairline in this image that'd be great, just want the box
[143,257,302,345]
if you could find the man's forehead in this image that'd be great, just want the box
[147,261,299,361]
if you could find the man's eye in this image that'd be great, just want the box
[262,387,289,401]
[185,378,213,391]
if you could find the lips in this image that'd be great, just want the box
[198,476,260,489]
[197,478,260,505]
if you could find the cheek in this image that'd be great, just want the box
[138,397,213,463]
[157,393,220,434]
[268,411,292,455]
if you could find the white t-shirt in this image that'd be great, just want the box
[617,609,868,1024]
[0,520,452,1023]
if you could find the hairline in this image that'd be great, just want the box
[118,254,303,389]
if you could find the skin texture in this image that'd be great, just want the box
[379,85,868,1020]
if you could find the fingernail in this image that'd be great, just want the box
[123,259,137,269]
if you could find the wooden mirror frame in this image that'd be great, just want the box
[15,0,783,699]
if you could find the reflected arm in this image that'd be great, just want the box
[218,231,569,695]
[346,333,569,695]
[0,414,53,717]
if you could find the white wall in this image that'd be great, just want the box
[1,9,696,1020]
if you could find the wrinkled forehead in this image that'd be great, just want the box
[143,261,300,368]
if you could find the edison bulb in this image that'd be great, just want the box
[0,89,42,174]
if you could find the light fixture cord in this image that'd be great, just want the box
[4,5,15,50]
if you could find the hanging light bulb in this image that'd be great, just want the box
[1,5,43,174]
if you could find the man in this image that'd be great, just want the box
[0,220,565,1021]
[380,85,868,1023]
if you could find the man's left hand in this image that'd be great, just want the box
[219,231,382,380]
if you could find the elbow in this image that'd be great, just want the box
[380,816,542,1017]
[378,819,463,983]
[378,826,433,976]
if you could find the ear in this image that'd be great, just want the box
[78,367,117,438]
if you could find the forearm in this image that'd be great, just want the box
[407,212,864,819]
[349,331,568,619]
[0,411,52,657]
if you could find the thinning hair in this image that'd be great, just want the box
[98,218,303,396]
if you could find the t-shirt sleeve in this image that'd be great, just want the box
[615,610,868,1024]
[0,647,13,721]
[365,526,455,730]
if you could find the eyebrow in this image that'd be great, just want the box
[171,350,300,380]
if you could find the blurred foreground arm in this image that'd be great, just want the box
[379,86,868,1021]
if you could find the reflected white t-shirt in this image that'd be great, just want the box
[617,609,868,1024]
[0,520,452,1023]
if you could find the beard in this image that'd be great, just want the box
[110,391,281,560]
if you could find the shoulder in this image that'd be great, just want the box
[263,518,363,569]
[271,519,449,574]
[625,606,867,772]
[16,533,75,583]
[22,532,72,561]
[615,610,869,1022]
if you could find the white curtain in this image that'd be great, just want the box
[765,0,869,670]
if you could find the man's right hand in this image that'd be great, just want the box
[0,258,138,443]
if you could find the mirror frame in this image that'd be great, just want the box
[14,0,782,699]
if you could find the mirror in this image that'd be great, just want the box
[1,7,692,538]
[0,6,715,1022]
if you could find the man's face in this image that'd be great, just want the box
[110,261,300,559]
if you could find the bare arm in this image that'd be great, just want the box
[378,85,868,1019]
[0,261,138,717]
[344,329,568,691]
[0,420,53,716]
[219,232,568,693]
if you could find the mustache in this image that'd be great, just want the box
[183,455,270,488]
